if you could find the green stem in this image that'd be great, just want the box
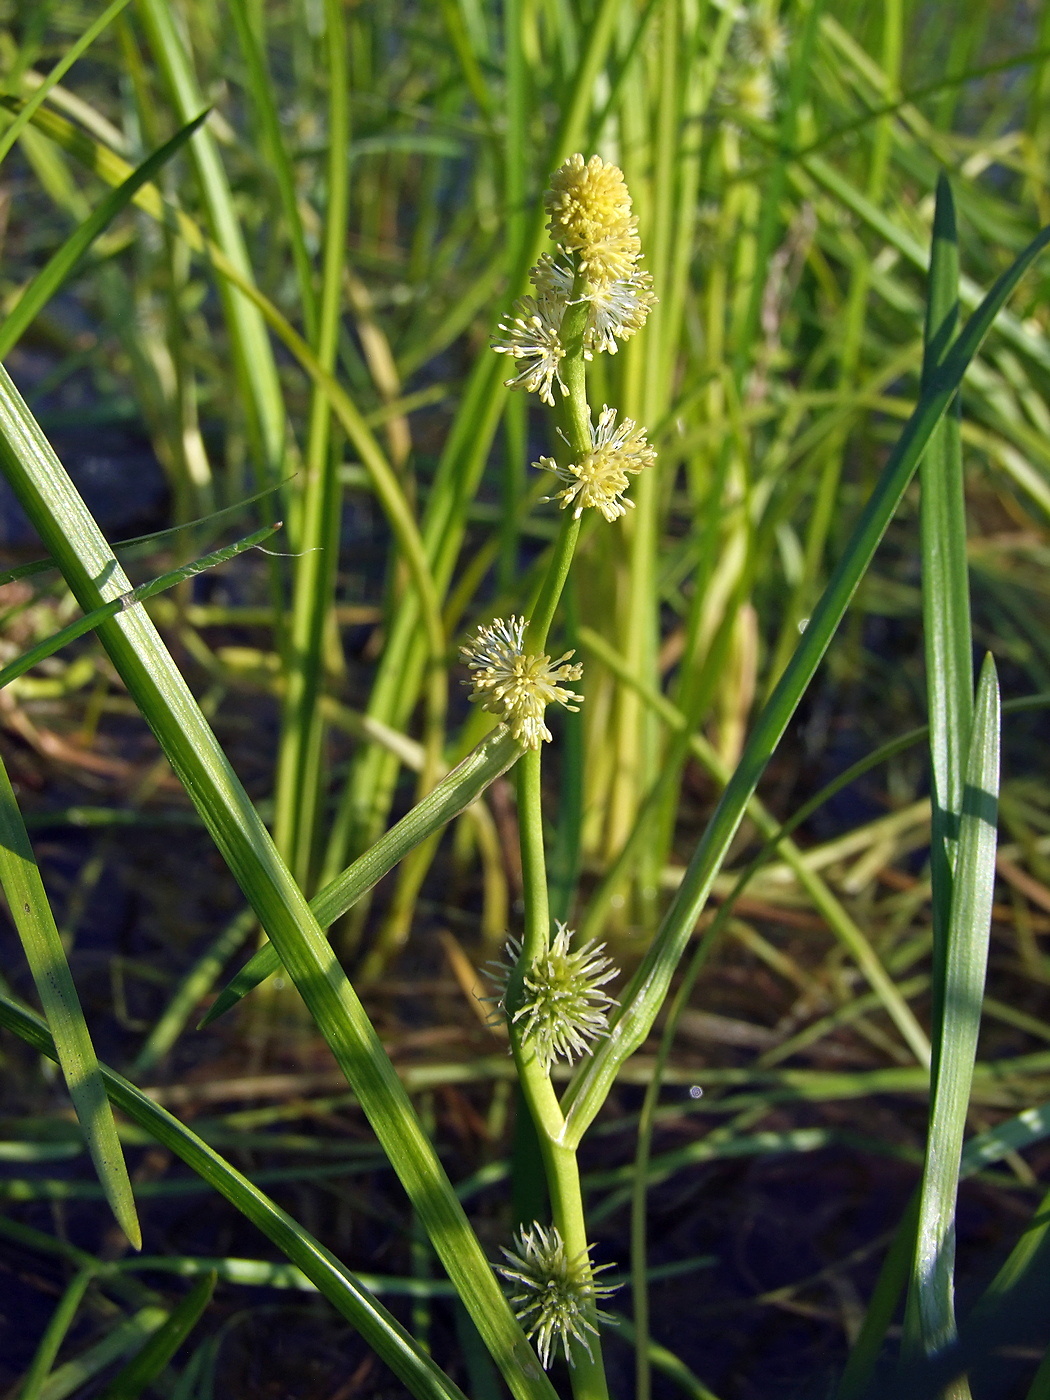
[516,747,550,964]
[526,512,582,654]
[509,261,609,1400]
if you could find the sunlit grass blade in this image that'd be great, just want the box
[17,1268,95,1400]
[97,1270,216,1400]
[0,107,210,358]
[0,364,554,1400]
[133,0,285,482]
[203,728,523,1024]
[8,99,445,679]
[905,655,999,1386]
[562,211,1050,1147]
[0,0,131,169]
[271,0,351,887]
[226,0,317,341]
[919,172,973,1047]
[0,992,471,1400]
[0,754,140,1249]
[0,523,279,692]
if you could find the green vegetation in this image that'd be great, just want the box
[1,2,1050,1397]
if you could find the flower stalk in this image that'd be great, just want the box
[479,152,658,1400]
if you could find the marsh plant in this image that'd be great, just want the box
[2,4,1050,1400]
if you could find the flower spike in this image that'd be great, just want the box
[545,153,641,285]
[460,616,584,748]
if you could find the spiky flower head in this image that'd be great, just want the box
[498,1222,618,1369]
[531,255,655,355]
[488,923,618,1072]
[491,291,573,406]
[545,153,642,285]
[539,405,657,522]
[734,10,789,67]
[460,616,584,749]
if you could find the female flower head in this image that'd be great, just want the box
[488,922,618,1073]
[460,616,583,748]
[539,405,657,522]
[498,1222,618,1369]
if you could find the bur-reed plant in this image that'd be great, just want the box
[5,3,1050,1398]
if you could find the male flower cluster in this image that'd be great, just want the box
[460,615,583,748]
[538,404,657,522]
[492,153,655,401]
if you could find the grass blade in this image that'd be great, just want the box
[97,1271,216,1400]
[919,173,973,1035]
[133,0,285,481]
[17,1268,95,1400]
[907,655,1000,1380]
[0,107,210,358]
[6,99,445,686]
[0,0,131,169]
[562,210,1050,1147]
[0,992,470,1400]
[202,728,523,1024]
[0,524,279,692]
[0,364,554,1400]
[0,755,140,1248]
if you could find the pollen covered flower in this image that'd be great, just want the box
[498,1222,618,1369]
[545,153,641,285]
[491,291,571,406]
[539,405,657,522]
[490,922,618,1072]
[532,255,654,354]
[460,615,583,748]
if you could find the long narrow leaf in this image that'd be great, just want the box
[0,993,470,1400]
[562,213,1050,1147]
[98,1272,216,1400]
[0,524,279,691]
[0,0,131,170]
[909,655,1000,1375]
[203,727,523,1025]
[0,364,554,1399]
[0,108,210,358]
[133,0,285,479]
[919,172,973,1046]
[0,757,140,1248]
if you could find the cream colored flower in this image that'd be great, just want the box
[491,292,569,405]
[539,406,657,521]
[531,255,655,354]
[545,153,642,285]
[460,615,583,748]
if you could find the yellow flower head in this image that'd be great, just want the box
[545,154,641,284]
[461,616,584,748]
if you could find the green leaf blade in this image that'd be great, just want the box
[0,755,140,1249]
[909,655,1000,1366]
[0,107,211,359]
